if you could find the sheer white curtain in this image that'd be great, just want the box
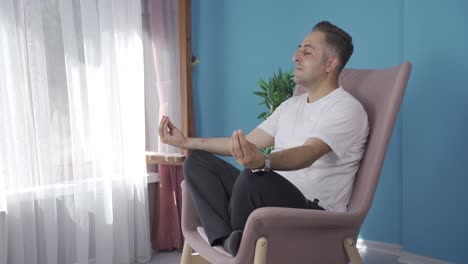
[143,0,185,251]
[145,0,181,155]
[0,0,152,263]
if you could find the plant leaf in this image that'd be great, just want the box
[258,79,268,91]
[254,67,296,121]
[257,112,267,119]
[253,91,268,98]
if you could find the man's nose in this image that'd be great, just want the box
[292,51,301,62]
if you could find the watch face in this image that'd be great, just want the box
[251,168,265,173]
[264,154,271,170]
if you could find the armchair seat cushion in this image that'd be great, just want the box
[197,226,233,257]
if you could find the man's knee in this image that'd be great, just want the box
[183,150,213,183]
[184,150,210,169]
[234,169,265,192]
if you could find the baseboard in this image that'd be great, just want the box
[0,211,6,264]
[398,252,455,264]
[357,239,402,256]
[357,239,454,264]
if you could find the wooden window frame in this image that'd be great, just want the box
[179,0,194,141]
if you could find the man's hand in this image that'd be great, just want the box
[159,116,187,148]
[230,129,265,169]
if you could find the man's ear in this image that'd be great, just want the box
[326,57,340,73]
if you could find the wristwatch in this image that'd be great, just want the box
[251,154,271,173]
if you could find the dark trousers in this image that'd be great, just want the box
[183,150,324,246]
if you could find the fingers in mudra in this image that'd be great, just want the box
[159,116,172,144]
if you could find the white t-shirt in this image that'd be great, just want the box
[258,87,369,212]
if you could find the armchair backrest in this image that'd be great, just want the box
[293,62,412,216]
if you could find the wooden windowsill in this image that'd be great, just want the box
[146,152,186,184]
[145,152,186,166]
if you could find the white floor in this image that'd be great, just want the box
[148,248,405,264]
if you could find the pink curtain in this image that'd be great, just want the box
[152,165,184,250]
[147,0,185,251]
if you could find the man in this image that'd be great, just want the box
[159,21,369,256]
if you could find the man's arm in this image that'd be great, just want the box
[231,130,331,170]
[184,137,231,155]
[269,137,331,171]
[185,128,274,156]
[159,116,273,156]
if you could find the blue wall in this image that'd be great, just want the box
[192,0,468,262]
[402,1,468,261]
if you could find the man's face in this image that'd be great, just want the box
[292,31,329,86]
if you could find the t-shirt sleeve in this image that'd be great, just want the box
[308,99,368,158]
[257,100,287,137]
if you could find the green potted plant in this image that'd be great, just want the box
[254,68,296,153]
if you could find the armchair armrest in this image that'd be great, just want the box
[245,207,362,232]
[241,207,364,247]
[235,207,363,263]
[181,181,201,232]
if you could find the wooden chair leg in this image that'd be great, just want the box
[253,237,268,264]
[343,237,362,264]
[191,253,210,264]
[181,240,193,264]
[180,240,210,264]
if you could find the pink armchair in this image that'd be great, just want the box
[180,62,412,264]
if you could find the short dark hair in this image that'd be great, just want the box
[312,21,353,73]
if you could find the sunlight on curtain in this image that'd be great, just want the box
[144,0,182,155]
[0,0,152,263]
[143,0,186,251]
